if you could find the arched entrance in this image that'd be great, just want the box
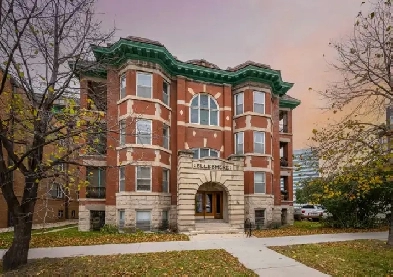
[177,150,245,232]
[195,182,228,222]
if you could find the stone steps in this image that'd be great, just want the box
[190,222,244,235]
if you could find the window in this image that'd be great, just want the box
[120,74,126,99]
[161,210,169,230]
[137,72,152,98]
[254,172,266,193]
[136,210,151,231]
[71,210,76,218]
[119,120,126,145]
[136,166,151,191]
[192,148,219,159]
[234,93,244,115]
[253,91,265,114]
[118,209,125,228]
[163,81,170,105]
[163,124,169,149]
[49,183,63,199]
[86,167,106,187]
[255,209,265,228]
[136,119,152,145]
[162,169,169,193]
[190,94,219,126]
[119,167,125,192]
[235,132,244,154]
[58,210,64,218]
[254,131,265,154]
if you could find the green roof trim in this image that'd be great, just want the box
[279,97,301,109]
[89,38,294,96]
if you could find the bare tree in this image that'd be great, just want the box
[312,0,393,245]
[0,0,115,270]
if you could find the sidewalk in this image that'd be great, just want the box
[0,231,387,277]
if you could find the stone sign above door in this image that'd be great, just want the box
[192,160,234,171]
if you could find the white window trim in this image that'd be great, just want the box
[120,74,126,99]
[119,120,126,145]
[135,166,152,192]
[163,124,170,149]
[136,72,153,98]
[254,172,266,194]
[234,92,244,115]
[189,94,220,126]
[235,132,244,154]
[253,91,265,114]
[136,119,153,145]
[119,167,125,192]
[192,148,220,159]
[253,131,265,154]
[162,168,170,193]
[163,81,170,106]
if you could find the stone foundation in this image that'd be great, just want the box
[244,194,274,226]
[115,192,171,229]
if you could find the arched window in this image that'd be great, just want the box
[190,94,219,126]
[192,148,220,159]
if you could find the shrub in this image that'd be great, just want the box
[100,224,119,234]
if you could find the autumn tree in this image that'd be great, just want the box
[0,0,115,270]
[310,0,393,244]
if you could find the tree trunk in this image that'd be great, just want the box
[2,213,33,271]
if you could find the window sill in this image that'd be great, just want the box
[186,123,222,131]
[116,144,172,154]
[117,95,172,111]
[233,112,272,119]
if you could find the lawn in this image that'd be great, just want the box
[1,250,257,276]
[252,221,388,238]
[270,240,393,276]
[0,227,189,249]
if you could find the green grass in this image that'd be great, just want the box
[0,227,189,249]
[253,221,388,238]
[270,240,393,276]
[1,250,257,276]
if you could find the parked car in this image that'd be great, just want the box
[296,204,325,221]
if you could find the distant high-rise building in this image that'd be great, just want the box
[292,148,319,201]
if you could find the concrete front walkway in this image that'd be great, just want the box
[0,231,387,277]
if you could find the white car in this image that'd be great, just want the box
[299,204,325,221]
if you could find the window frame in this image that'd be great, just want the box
[86,167,106,188]
[135,166,152,192]
[119,166,125,192]
[163,124,170,149]
[189,94,219,126]
[254,172,266,194]
[118,209,125,228]
[235,132,244,155]
[162,168,169,193]
[192,148,220,159]
[234,92,244,115]
[136,72,153,98]
[136,210,151,231]
[120,74,126,99]
[119,120,126,145]
[136,119,152,145]
[253,131,265,154]
[253,91,265,114]
[163,81,170,106]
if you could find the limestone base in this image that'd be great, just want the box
[78,203,105,231]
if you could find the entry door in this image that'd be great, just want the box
[195,192,223,219]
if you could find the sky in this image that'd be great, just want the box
[95,0,365,149]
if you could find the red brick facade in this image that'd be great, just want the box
[76,37,300,231]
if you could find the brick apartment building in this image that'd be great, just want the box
[0,70,79,228]
[76,36,300,232]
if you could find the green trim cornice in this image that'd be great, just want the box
[279,98,301,109]
[90,38,294,96]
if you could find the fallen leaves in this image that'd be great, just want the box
[252,221,388,238]
[0,227,189,249]
[270,240,393,276]
[1,250,257,276]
